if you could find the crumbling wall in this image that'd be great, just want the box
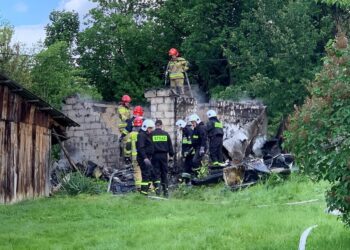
[62,95,124,169]
[61,91,266,170]
[144,89,267,164]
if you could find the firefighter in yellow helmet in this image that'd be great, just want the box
[123,116,143,191]
[166,48,189,95]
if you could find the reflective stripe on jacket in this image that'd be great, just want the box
[207,117,224,138]
[117,105,131,131]
[151,128,174,156]
[167,57,188,79]
[124,131,139,161]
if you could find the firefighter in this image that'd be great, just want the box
[176,119,194,182]
[188,114,207,173]
[117,95,132,135]
[123,116,143,191]
[206,110,224,166]
[120,105,144,142]
[136,119,155,195]
[151,120,174,197]
[166,48,189,95]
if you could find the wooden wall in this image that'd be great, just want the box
[0,85,51,203]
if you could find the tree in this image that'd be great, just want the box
[284,36,350,226]
[45,10,80,48]
[0,22,32,86]
[78,1,166,102]
[213,0,334,128]
[31,41,101,108]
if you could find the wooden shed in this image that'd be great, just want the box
[0,74,79,204]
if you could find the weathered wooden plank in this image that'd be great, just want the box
[7,91,16,122]
[18,122,26,202]
[0,86,4,119]
[26,123,34,199]
[33,125,39,197]
[10,122,18,203]
[2,86,9,120]
[45,129,51,196]
[4,121,14,203]
[0,121,5,203]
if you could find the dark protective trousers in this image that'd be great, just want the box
[183,154,194,174]
[152,152,169,187]
[192,148,204,170]
[209,135,223,163]
[137,157,152,183]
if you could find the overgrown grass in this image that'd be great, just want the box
[0,174,349,249]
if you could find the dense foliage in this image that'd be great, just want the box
[31,41,101,109]
[0,23,32,86]
[284,36,350,226]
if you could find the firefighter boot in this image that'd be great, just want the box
[162,184,169,198]
[154,182,161,196]
[140,182,149,196]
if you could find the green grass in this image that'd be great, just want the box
[0,175,349,250]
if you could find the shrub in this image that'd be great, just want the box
[60,172,107,196]
[284,36,350,226]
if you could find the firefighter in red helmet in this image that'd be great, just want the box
[117,95,132,159]
[166,48,189,95]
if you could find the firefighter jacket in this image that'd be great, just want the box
[167,57,189,79]
[136,130,154,160]
[124,130,139,162]
[117,104,131,132]
[191,122,207,150]
[182,125,193,154]
[207,117,224,138]
[151,128,174,156]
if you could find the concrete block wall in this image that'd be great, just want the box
[62,96,121,169]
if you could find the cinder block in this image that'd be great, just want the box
[157,104,172,112]
[72,103,84,110]
[144,90,157,98]
[85,115,97,123]
[156,89,172,97]
[153,97,164,104]
[164,97,174,104]
[65,97,78,105]
[90,123,102,129]
[164,111,174,118]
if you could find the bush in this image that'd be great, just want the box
[60,172,107,196]
[284,36,350,226]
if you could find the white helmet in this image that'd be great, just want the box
[141,119,155,131]
[176,119,186,128]
[188,114,201,123]
[207,110,217,118]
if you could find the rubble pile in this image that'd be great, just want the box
[50,160,136,194]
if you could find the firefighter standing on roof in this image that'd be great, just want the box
[206,110,224,166]
[176,119,194,182]
[151,120,174,197]
[136,119,155,195]
[123,116,143,191]
[166,48,189,95]
[188,114,207,174]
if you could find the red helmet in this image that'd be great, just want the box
[133,116,143,127]
[133,105,144,116]
[168,48,179,56]
[121,95,131,103]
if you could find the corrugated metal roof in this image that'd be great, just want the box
[0,73,79,127]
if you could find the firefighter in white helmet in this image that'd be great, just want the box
[187,114,207,173]
[176,119,194,183]
[206,110,224,166]
[136,119,155,195]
